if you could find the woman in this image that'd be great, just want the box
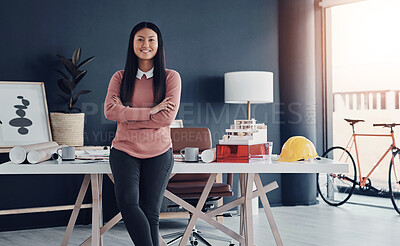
[104,22,181,246]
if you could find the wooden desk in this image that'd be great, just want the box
[0,157,347,246]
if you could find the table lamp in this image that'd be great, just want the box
[224,71,273,120]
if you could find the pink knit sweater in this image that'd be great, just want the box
[104,69,181,158]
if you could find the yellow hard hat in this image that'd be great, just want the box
[277,136,318,162]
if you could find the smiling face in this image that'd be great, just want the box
[133,28,159,63]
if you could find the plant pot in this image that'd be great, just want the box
[50,112,85,146]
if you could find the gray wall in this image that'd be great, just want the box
[0,0,281,230]
[0,0,280,147]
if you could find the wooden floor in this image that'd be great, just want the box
[0,196,399,246]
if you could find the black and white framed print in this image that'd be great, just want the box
[0,82,52,147]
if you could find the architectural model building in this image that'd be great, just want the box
[219,119,268,145]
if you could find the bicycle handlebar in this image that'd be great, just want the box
[373,123,400,128]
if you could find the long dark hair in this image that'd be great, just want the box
[120,22,166,106]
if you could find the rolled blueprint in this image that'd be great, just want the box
[27,145,63,164]
[200,148,216,163]
[9,141,59,164]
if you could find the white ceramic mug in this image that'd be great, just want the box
[57,146,75,161]
[180,147,199,162]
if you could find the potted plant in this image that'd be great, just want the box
[50,48,95,146]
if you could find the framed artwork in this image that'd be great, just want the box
[0,82,52,147]
[170,119,184,128]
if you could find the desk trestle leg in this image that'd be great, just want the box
[90,174,101,246]
[61,174,91,246]
[254,174,284,246]
[61,174,105,246]
[178,173,218,246]
[244,173,255,246]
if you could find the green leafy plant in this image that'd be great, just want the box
[55,48,95,113]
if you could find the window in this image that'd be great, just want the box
[322,0,400,193]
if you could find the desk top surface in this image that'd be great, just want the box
[0,156,347,175]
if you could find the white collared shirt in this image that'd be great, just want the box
[136,67,154,79]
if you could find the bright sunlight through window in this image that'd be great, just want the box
[331,0,400,192]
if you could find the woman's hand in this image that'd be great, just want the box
[150,96,175,115]
[112,95,123,105]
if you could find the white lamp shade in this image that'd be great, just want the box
[224,71,273,104]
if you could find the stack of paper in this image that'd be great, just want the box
[75,149,110,160]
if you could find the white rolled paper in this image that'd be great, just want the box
[9,141,59,164]
[200,148,216,163]
[27,145,62,164]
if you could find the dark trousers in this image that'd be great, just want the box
[109,147,174,246]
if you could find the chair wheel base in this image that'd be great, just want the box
[190,240,199,246]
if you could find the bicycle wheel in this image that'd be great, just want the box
[317,146,357,206]
[388,149,400,214]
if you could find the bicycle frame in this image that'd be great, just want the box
[343,128,398,187]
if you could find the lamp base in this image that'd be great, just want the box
[247,101,251,120]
